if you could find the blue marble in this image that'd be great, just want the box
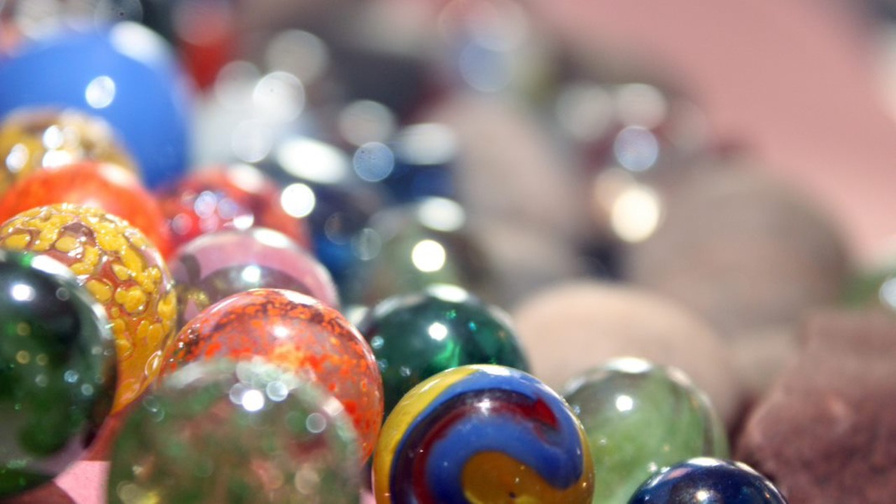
[0,22,193,188]
[628,458,789,504]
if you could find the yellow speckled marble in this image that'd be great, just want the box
[0,204,175,411]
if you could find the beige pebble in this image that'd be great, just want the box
[512,280,744,428]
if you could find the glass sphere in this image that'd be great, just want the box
[356,284,529,415]
[628,458,787,504]
[373,364,594,504]
[563,358,729,504]
[0,250,116,497]
[107,359,361,504]
[0,108,137,197]
[170,227,338,328]
[0,204,177,412]
[161,288,383,461]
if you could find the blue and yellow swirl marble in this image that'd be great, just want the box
[373,364,595,503]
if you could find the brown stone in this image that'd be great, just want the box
[736,310,896,504]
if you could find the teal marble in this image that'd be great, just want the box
[562,358,729,504]
[356,284,529,415]
[0,250,116,497]
[107,359,362,504]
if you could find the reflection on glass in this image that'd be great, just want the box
[611,184,662,243]
[417,197,465,232]
[280,183,316,219]
[265,30,330,84]
[85,75,116,109]
[338,100,396,147]
[252,71,305,124]
[393,123,457,166]
[353,142,395,182]
[613,126,659,172]
[411,239,447,273]
[615,83,668,129]
[276,137,349,184]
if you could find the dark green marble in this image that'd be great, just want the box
[563,358,729,504]
[0,250,116,497]
[356,284,529,414]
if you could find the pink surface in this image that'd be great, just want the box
[56,461,109,504]
[535,0,896,263]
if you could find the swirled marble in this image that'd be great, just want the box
[0,204,177,412]
[373,364,594,504]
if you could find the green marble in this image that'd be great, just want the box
[107,359,361,504]
[356,284,529,415]
[562,358,729,504]
[0,250,115,496]
[346,197,497,306]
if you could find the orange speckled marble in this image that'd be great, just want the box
[160,288,384,461]
[0,204,177,412]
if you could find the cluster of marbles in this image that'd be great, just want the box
[0,204,177,412]
[0,249,116,497]
[0,3,818,504]
[161,288,383,460]
[373,364,595,504]
[107,359,360,504]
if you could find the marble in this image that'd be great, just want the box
[0,204,177,412]
[348,197,496,306]
[169,227,338,328]
[0,250,116,497]
[107,359,361,504]
[0,22,193,189]
[0,108,137,198]
[373,364,594,504]
[157,164,312,253]
[628,458,787,504]
[0,161,172,258]
[356,284,529,414]
[563,358,729,504]
[161,288,383,461]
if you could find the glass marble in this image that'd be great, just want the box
[0,108,137,197]
[0,250,116,497]
[107,359,361,504]
[627,457,788,504]
[170,227,339,328]
[356,284,529,415]
[157,164,312,253]
[0,22,193,189]
[0,204,177,413]
[562,358,729,504]
[161,288,383,461]
[347,197,496,306]
[299,181,389,301]
[0,161,172,258]
[373,364,594,504]
[377,123,458,204]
